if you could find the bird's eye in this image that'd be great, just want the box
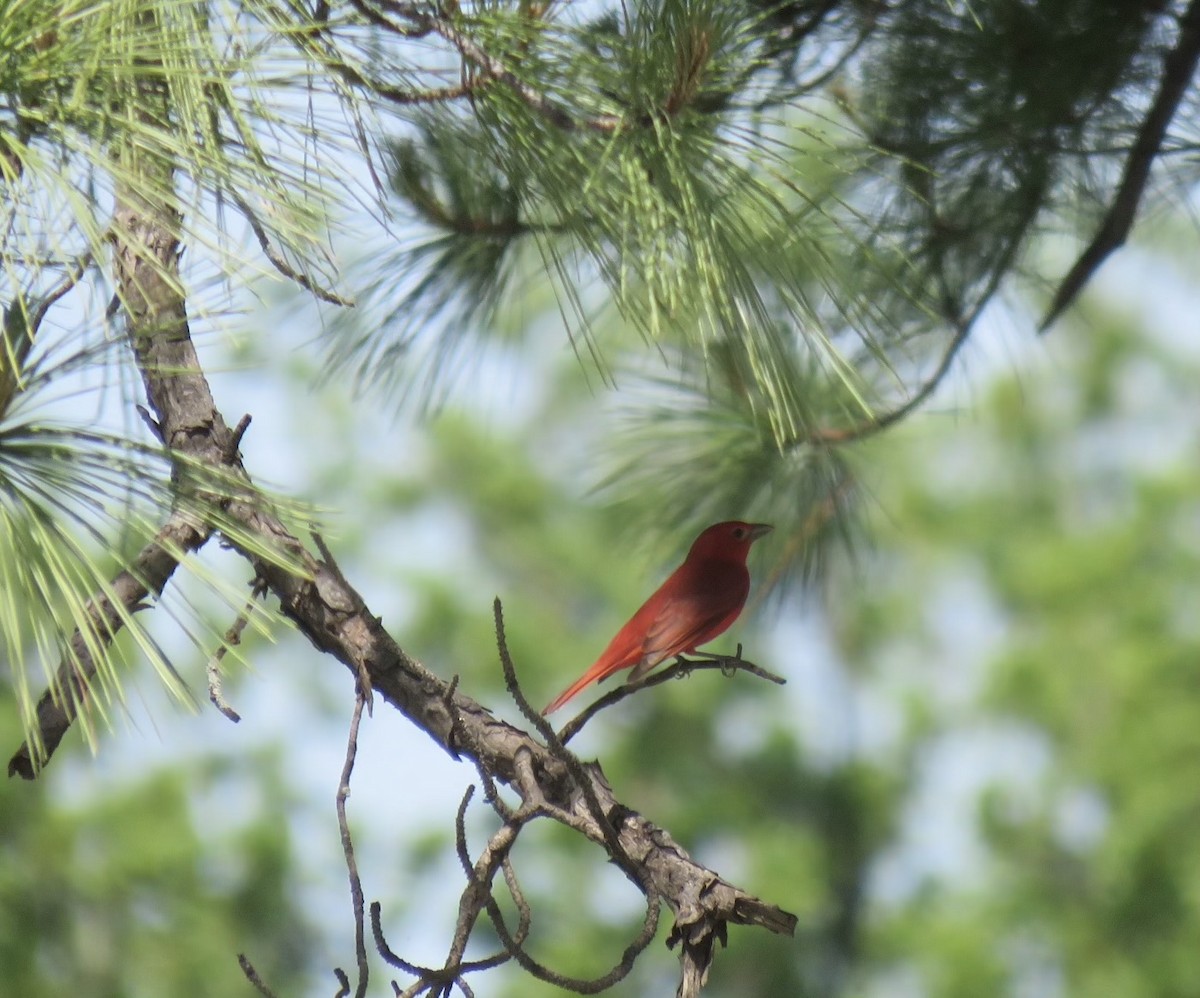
[733,527,747,539]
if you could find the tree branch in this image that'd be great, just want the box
[1040,0,1200,331]
[221,440,800,983]
[556,652,786,746]
[7,510,211,778]
[231,191,354,307]
[807,164,1040,447]
[10,142,798,995]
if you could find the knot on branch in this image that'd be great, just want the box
[666,879,798,997]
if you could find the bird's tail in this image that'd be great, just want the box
[542,674,595,715]
[542,658,618,715]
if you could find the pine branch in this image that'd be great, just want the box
[6,153,228,777]
[1041,0,1200,331]
[6,510,211,779]
[9,149,797,997]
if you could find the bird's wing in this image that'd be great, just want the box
[628,583,746,682]
[542,558,749,714]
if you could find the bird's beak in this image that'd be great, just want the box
[748,523,773,541]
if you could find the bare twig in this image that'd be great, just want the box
[1,253,94,415]
[238,954,282,998]
[205,575,267,722]
[557,652,786,745]
[436,788,522,991]
[27,253,94,335]
[1041,0,1200,331]
[419,17,624,133]
[499,856,532,947]
[479,865,660,994]
[442,673,464,760]
[336,690,371,998]
[135,403,165,443]
[226,413,253,461]
[807,181,1037,447]
[344,0,627,132]
[371,902,427,976]
[348,0,430,38]
[205,657,241,722]
[493,599,635,872]
[302,2,473,108]
[231,191,353,307]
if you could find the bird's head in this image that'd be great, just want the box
[688,520,773,562]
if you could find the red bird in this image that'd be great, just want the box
[543,521,773,714]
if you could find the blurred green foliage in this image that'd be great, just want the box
[0,719,316,997]
[336,259,1200,997]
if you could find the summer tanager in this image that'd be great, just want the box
[543,520,773,714]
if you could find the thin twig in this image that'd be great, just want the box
[135,403,165,444]
[238,954,282,998]
[306,2,473,109]
[205,575,267,722]
[336,691,370,998]
[231,191,354,307]
[28,253,94,335]
[493,599,635,871]
[500,856,532,946]
[2,253,94,415]
[225,413,252,461]
[453,784,478,880]
[357,0,625,132]
[480,870,660,994]
[557,652,785,745]
[205,650,242,723]
[371,902,429,976]
[437,788,525,989]
[1041,0,1200,331]
[807,182,1038,446]
[442,673,463,760]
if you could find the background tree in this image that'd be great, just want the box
[4,0,1200,994]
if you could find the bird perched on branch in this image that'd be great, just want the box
[543,521,773,714]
